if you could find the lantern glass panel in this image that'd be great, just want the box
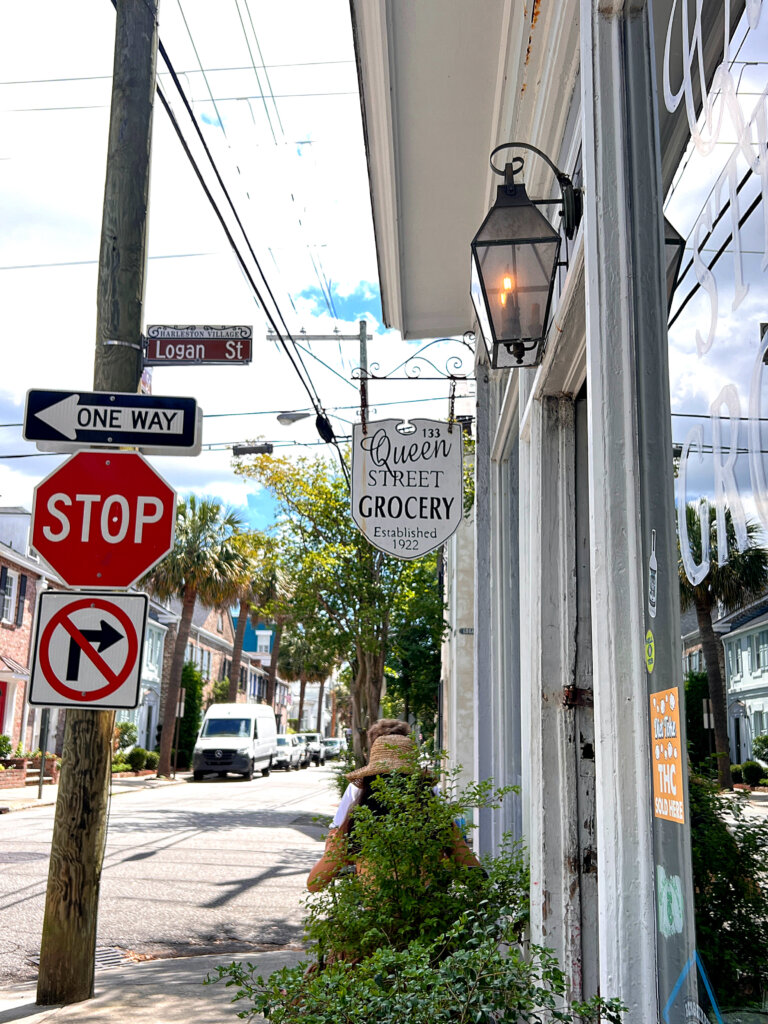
[471,186,561,347]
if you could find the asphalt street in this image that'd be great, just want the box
[0,763,339,988]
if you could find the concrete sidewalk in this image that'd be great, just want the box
[0,949,305,1024]
[0,773,189,813]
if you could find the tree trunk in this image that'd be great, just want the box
[695,597,733,789]
[350,649,385,763]
[228,598,249,702]
[158,587,196,777]
[316,678,326,734]
[297,670,307,731]
[266,618,284,708]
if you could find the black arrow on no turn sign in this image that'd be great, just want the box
[66,620,124,681]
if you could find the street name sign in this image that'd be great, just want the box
[351,418,463,560]
[24,390,201,455]
[31,451,176,589]
[29,591,147,709]
[144,325,252,365]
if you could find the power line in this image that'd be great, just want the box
[0,60,354,86]
[0,252,214,271]
[4,92,355,113]
[153,31,350,484]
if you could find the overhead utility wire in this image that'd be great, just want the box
[156,38,322,408]
[154,81,318,415]
[232,0,338,320]
[176,0,227,139]
[0,61,355,85]
[668,188,762,330]
[155,37,349,485]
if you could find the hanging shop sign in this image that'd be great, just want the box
[143,325,252,365]
[351,418,463,560]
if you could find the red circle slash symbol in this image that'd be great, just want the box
[39,598,139,703]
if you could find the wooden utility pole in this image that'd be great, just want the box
[37,0,159,1004]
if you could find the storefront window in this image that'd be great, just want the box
[666,8,768,581]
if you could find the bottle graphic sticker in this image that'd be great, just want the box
[648,529,658,619]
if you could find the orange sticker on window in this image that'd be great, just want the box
[650,687,685,824]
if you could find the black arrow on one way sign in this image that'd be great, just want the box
[66,620,124,681]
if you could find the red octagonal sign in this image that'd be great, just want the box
[32,451,176,589]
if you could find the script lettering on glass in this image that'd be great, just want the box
[351,419,463,560]
[666,2,768,583]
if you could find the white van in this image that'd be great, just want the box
[192,703,278,781]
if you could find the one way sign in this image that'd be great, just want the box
[24,390,201,456]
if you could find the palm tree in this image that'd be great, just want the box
[278,628,335,731]
[678,504,768,789]
[144,496,248,777]
[227,532,269,703]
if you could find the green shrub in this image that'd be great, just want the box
[127,747,147,771]
[209,762,624,1023]
[741,760,764,787]
[731,764,743,784]
[115,721,138,752]
[111,759,130,773]
[752,734,768,762]
[0,734,12,759]
[178,662,204,767]
[144,750,159,770]
[689,773,768,1004]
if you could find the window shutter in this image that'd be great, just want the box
[0,566,6,602]
[15,575,26,626]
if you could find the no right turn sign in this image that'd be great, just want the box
[29,591,148,709]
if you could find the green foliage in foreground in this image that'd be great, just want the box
[690,774,768,1005]
[0,734,12,759]
[210,929,624,1024]
[208,764,624,1023]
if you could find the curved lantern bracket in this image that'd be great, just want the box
[490,141,582,240]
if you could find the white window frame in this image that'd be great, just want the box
[1,570,18,623]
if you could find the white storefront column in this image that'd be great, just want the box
[474,363,496,855]
[580,1,695,1020]
[524,395,585,999]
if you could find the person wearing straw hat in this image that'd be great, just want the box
[307,733,478,892]
[327,719,412,834]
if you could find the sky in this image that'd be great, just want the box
[663,5,768,523]
[2,1,765,548]
[0,0,475,534]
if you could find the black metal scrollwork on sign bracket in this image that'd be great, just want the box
[352,332,476,383]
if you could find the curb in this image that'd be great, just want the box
[0,775,188,814]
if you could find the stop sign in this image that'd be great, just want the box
[32,451,176,588]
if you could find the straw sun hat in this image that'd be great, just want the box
[346,734,418,784]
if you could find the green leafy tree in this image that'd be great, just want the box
[689,773,768,1004]
[207,677,230,707]
[278,626,336,731]
[236,452,445,762]
[227,531,272,702]
[386,552,445,738]
[178,662,204,766]
[753,734,768,762]
[143,496,249,777]
[114,720,138,752]
[678,505,768,789]
[684,670,713,769]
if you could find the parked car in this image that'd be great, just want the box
[295,735,312,768]
[192,703,277,781]
[322,737,344,759]
[298,732,325,766]
[274,734,302,771]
